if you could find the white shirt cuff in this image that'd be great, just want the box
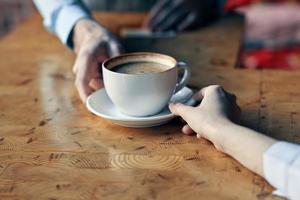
[263,141,300,196]
[55,4,90,48]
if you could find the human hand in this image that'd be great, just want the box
[72,19,122,103]
[169,85,241,148]
[144,0,219,32]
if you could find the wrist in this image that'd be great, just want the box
[205,117,235,135]
[73,19,108,53]
[203,118,237,152]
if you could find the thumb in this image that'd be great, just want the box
[169,103,195,121]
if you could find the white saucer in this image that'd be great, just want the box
[86,87,196,128]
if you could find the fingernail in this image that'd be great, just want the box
[196,133,201,139]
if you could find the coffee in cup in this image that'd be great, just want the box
[102,52,190,117]
[111,61,170,74]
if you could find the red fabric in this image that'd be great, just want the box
[225,0,259,11]
[242,48,300,69]
[225,0,299,11]
[225,0,300,69]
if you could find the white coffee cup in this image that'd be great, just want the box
[102,52,190,117]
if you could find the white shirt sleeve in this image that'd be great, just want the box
[33,0,91,47]
[263,141,300,200]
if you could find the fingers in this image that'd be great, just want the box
[72,26,122,104]
[73,48,100,103]
[176,12,198,32]
[75,67,93,103]
[76,80,93,103]
[197,85,223,98]
[74,57,91,102]
[182,124,194,135]
[169,103,195,121]
[72,66,77,75]
[149,3,187,32]
[155,9,189,32]
[143,0,170,28]
[194,85,233,105]
[192,85,217,102]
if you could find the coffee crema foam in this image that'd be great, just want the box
[111,62,170,74]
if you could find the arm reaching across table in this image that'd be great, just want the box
[33,0,122,103]
[169,85,300,199]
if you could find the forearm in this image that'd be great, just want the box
[73,19,108,53]
[213,120,277,176]
[33,0,91,47]
[213,121,300,199]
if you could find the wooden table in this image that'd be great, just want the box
[0,12,294,199]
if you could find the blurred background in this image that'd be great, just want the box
[0,0,35,38]
[1,0,300,69]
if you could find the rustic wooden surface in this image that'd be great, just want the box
[0,12,290,200]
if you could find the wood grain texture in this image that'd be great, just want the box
[0,12,286,199]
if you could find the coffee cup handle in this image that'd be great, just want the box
[174,62,191,93]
